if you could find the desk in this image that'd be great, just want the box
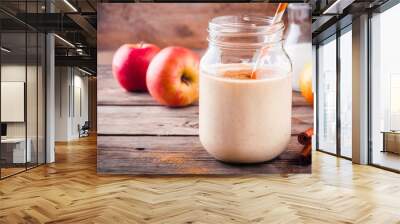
[1,138,31,163]
[382,131,400,154]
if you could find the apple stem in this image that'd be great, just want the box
[139,41,145,48]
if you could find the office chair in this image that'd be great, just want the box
[79,121,90,138]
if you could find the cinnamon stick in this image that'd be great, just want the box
[298,128,313,146]
[299,144,312,165]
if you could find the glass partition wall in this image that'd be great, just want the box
[316,26,352,159]
[0,29,27,177]
[317,36,337,155]
[0,2,46,179]
[316,0,400,172]
[370,3,400,171]
[339,27,352,159]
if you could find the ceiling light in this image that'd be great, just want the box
[1,47,11,53]
[323,0,355,15]
[78,67,93,76]
[76,48,85,55]
[63,0,78,12]
[54,34,75,48]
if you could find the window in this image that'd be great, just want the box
[390,74,400,130]
[339,28,352,158]
[317,36,337,154]
[316,25,353,159]
[371,2,400,171]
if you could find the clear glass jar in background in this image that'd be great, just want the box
[199,15,293,163]
[284,4,312,91]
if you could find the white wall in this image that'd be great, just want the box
[1,65,39,138]
[1,65,25,132]
[1,82,25,122]
[55,67,70,141]
[54,67,89,141]
[72,74,89,137]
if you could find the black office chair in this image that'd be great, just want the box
[79,121,90,138]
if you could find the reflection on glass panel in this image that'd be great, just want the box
[27,31,38,169]
[1,30,27,177]
[340,29,352,158]
[317,37,337,154]
[0,1,47,179]
[371,3,400,171]
[38,33,46,165]
[390,75,400,130]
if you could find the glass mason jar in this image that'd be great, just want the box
[199,15,292,163]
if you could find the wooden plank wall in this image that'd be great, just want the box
[98,3,282,51]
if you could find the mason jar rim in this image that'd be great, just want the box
[207,15,285,49]
[209,15,284,35]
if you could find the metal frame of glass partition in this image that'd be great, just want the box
[315,20,353,161]
[0,1,47,180]
[367,0,400,173]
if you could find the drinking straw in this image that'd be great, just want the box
[272,3,288,24]
[250,3,288,79]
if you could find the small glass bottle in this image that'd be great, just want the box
[199,15,292,163]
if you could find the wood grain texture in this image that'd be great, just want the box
[1,136,400,223]
[97,63,313,174]
[97,64,165,105]
[98,3,282,51]
[98,136,309,174]
[98,106,199,136]
[98,105,312,136]
[98,64,308,107]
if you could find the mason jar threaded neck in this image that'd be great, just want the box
[207,15,285,49]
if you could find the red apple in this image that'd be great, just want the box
[146,47,199,107]
[112,43,160,92]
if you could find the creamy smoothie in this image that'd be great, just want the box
[199,64,292,163]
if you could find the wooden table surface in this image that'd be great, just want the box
[97,64,313,174]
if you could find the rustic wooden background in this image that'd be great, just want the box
[97,3,313,174]
[98,3,284,51]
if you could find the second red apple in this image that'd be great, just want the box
[146,47,199,107]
